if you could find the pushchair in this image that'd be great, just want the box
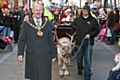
[97,23,107,42]
[0,26,13,51]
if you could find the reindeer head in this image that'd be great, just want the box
[57,37,71,54]
[57,37,72,63]
[58,41,71,64]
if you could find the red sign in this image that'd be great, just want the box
[3,0,8,8]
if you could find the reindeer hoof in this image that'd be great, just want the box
[60,74,64,77]
[64,70,70,76]
[59,70,64,77]
[62,66,66,70]
[68,63,71,66]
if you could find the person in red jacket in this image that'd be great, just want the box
[60,8,73,22]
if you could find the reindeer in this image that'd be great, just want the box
[53,26,77,77]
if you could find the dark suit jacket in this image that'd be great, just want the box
[17,18,57,80]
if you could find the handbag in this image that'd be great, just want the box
[114,24,120,33]
[106,28,112,37]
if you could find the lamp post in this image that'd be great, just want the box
[80,0,81,8]
[110,0,112,8]
[114,0,116,8]
[104,0,108,8]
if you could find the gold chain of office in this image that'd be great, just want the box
[26,20,47,37]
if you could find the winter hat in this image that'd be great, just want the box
[64,8,71,13]
[54,9,58,13]
[83,4,90,11]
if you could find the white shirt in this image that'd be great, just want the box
[83,15,89,19]
[33,17,42,26]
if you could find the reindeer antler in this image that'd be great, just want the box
[52,25,59,42]
[52,31,59,42]
[65,26,77,45]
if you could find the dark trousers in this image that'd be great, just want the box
[14,26,20,42]
[76,45,93,78]
[108,27,116,44]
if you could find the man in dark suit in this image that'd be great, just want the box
[17,3,57,80]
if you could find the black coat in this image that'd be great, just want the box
[72,14,99,46]
[18,11,26,26]
[2,14,12,27]
[107,11,115,28]
[18,18,57,80]
[12,12,20,26]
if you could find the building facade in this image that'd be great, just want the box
[0,0,120,9]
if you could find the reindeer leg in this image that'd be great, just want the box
[58,55,61,66]
[62,61,70,76]
[64,66,70,76]
[68,57,71,66]
[59,67,64,77]
[58,55,64,77]
[62,61,67,70]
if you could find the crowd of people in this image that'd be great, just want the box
[97,7,120,45]
[0,2,119,45]
[0,6,26,44]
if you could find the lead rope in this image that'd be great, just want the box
[72,37,93,75]
[88,38,93,76]
[72,37,86,59]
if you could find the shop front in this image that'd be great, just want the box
[0,0,18,8]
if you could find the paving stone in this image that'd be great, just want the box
[0,42,119,80]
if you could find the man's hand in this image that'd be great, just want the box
[52,58,56,62]
[85,34,90,39]
[17,55,23,62]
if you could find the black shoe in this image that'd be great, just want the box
[14,41,18,44]
[84,79,90,80]
[106,40,112,44]
[78,71,82,75]
[10,37,12,40]
[84,77,91,80]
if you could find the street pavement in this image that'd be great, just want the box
[0,41,120,80]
